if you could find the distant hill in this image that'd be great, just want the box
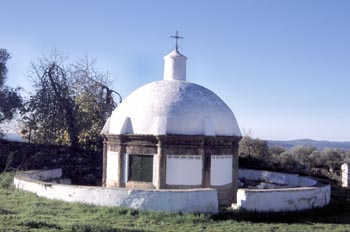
[267,139,350,150]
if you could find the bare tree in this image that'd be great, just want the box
[0,49,22,136]
[21,51,121,149]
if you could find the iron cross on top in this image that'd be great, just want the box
[171,30,183,52]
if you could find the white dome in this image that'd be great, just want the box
[105,80,241,136]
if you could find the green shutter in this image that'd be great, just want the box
[128,155,153,182]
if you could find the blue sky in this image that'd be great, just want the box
[1,0,350,141]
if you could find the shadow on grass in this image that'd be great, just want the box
[0,208,14,215]
[70,223,147,232]
[19,220,63,230]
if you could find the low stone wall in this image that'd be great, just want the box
[0,139,102,185]
[236,169,331,212]
[13,169,218,214]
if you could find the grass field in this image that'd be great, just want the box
[1,172,350,232]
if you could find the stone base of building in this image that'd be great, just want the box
[102,134,241,206]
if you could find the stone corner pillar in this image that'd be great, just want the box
[231,145,239,203]
[156,138,166,189]
[117,142,126,188]
[201,140,211,188]
[102,140,107,187]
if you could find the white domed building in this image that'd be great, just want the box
[101,46,241,205]
[12,35,330,214]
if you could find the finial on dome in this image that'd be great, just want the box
[163,50,187,81]
[170,30,183,52]
[164,31,187,81]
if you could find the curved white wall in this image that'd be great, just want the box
[237,169,331,212]
[13,168,331,214]
[238,169,317,187]
[14,169,218,214]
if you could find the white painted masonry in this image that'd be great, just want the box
[104,48,241,137]
[101,47,241,205]
[107,81,241,136]
[236,169,330,212]
[163,50,187,81]
[166,155,202,185]
[13,169,330,213]
[238,169,317,187]
[106,151,118,181]
[14,169,218,214]
[210,155,232,186]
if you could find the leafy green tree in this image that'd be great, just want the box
[268,145,286,156]
[21,52,77,145]
[70,57,121,149]
[0,49,22,136]
[343,150,350,163]
[21,51,120,149]
[309,149,322,168]
[320,148,344,171]
[239,136,269,160]
[291,145,315,166]
[279,146,316,172]
[0,49,10,87]
[308,148,344,171]
[279,151,300,171]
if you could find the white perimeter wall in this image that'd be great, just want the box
[106,151,118,181]
[237,169,330,212]
[238,169,317,187]
[166,155,202,185]
[211,155,232,186]
[13,169,218,214]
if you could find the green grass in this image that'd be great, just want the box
[1,172,350,232]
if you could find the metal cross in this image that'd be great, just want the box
[170,30,183,51]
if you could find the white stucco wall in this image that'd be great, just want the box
[236,169,330,212]
[238,169,317,187]
[166,155,202,185]
[237,186,330,212]
[14,168,331,214]
[211,155,232,186]
[106,151,118,181]
[14,169,218,214]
